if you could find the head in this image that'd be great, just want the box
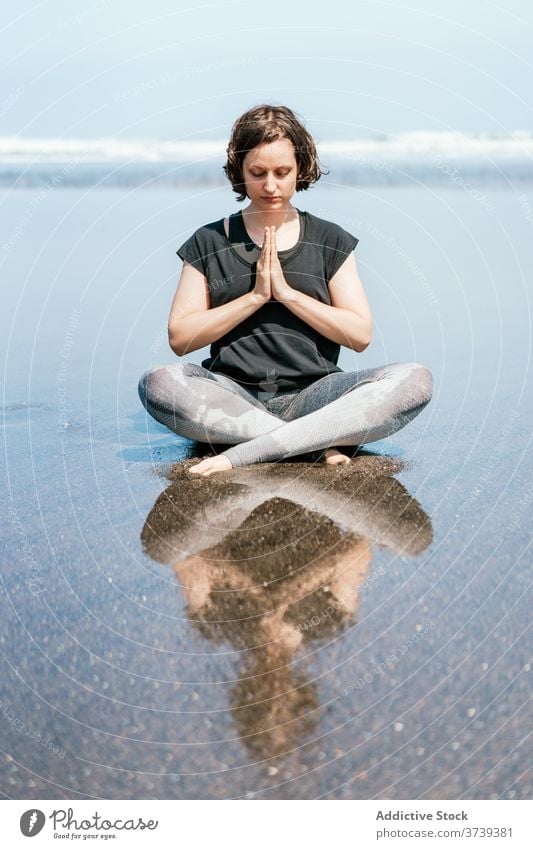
[223,104,327,204]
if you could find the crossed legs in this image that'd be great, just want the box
[138,361,433,475]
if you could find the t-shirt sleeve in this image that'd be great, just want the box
[176,230,208,275]
[324,225,359,281]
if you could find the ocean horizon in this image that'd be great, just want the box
[1,130,532,188]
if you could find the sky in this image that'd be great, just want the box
[1,0,533,141]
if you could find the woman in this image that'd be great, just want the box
[138,104,433,477]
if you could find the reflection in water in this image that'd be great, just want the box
[141,455,433,759]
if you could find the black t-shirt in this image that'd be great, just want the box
[176,208,359,390]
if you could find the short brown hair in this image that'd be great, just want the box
[223,104,327,202]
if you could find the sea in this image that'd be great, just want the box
[0,130,531,799]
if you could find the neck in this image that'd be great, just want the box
[243,202,297,231]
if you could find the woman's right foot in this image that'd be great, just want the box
[323,448,350,465]
[188,455,233,477]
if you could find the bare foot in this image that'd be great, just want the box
[188,454,233,477]
[323,448,350,466]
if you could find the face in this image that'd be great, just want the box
[242,137,298,208]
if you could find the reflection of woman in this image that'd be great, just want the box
[141,460,433,758]
[138,105,433,476]
[144,492,372,758]
[178,516,372,760]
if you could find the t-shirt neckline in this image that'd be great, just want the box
[225,208,306,266]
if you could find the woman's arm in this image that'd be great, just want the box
[168,261,268,356]
[273,248,373,352]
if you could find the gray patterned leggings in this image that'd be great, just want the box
[138,361,433,468]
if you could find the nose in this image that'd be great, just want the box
[263,174,277,193]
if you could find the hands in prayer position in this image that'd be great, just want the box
[254,226,296,303]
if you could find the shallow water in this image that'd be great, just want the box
[0,183,531,799]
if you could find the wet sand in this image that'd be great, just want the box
[1,185,531,799]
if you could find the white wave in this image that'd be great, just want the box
[0,131,532,163]
[0,136,227,164]
[0,137,226,163]
[320,130,533,160]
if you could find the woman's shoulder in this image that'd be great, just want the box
[301,209,359,245]
[188,217,227,242]
[176,217,227,264]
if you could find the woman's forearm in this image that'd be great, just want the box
[282,289,372,352]
[169,291,267,356]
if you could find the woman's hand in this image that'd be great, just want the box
[269,226,297,302]
[252,225,297,304]
[253,227,272,302]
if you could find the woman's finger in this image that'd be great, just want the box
[270,225,278,262]
[264,226,270,266]
[257,227,268,267]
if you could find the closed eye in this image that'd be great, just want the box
[250,170,291,178]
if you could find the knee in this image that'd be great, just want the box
[138,361,200,411]
[138,370,150,407]
[138,364,178,409]
[138,367,161,409]
[403,362,433,407]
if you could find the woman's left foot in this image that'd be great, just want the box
[188,455,233,477]
[323,448,350,465]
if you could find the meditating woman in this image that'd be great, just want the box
[138,104,433,476]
